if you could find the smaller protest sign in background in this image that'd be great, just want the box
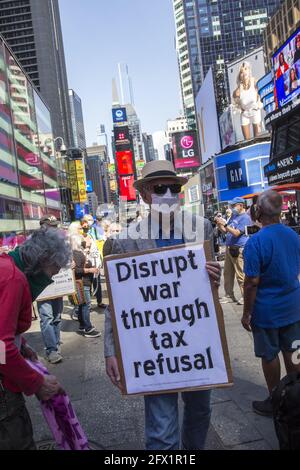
[105,242,233,395]
[37,268,75,302]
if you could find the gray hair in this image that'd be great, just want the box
[70,234,84,251]
[257,190,282,217]
[19,227,72,276]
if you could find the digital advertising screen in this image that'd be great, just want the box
[114,126,130,145]
[172,131,200,169]
[195,68,221,163]
[273,27,300,110]
[119,175,136,201]
[116,150,134,176]
[112,107,127,123]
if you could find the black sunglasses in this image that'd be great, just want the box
[153,184,182,195]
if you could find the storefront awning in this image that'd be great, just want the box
[242,183,300,200]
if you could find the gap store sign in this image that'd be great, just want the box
[215,142,271,202]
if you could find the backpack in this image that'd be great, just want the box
[272,372,300,450]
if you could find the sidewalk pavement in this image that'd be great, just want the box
[25,286,279,450]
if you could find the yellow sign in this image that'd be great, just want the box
[67,160,80,203]
[67,159,87,203]
[76,159,87,203]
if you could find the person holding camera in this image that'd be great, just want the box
[216,197,252,305]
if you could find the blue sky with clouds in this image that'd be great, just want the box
[59,0,182,148]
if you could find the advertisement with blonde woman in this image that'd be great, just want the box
[233,61,263,140]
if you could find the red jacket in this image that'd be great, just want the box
[0,254,44,395]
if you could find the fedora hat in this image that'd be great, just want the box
[133,160,188,192]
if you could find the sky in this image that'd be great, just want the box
[59,0,182,149]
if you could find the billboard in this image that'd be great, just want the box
[114,126,130,146]
[116,150,134,176]
[171,131,200,169]
[273,27,300,110]
[264,154,300,185]
[257,72,276,117]
[67,159,87,204]
[195,68,221,163]
[119,175,136,201]
[227,47,266,140]
[112,107,127,123]
[219,106,236,149]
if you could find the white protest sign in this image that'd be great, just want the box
[37,268,75,301]
[105,243,232,395]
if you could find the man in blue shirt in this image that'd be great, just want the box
[216,197,252,305]
[242,190,300,416]
[104,160,222,450]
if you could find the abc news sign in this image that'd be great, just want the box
[264,154,300,185]
[172,131,200,169]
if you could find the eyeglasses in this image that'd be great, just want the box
[152,184,182,195]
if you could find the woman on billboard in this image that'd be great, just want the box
[293,34,300,64]
[233,61,263,140]
[276,52,289,79]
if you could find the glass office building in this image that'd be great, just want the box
[0,35,60,250]
[173,0,282,125]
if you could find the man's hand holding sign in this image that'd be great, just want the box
[105,242,231,395]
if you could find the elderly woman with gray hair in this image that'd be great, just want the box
[71,235,101,338]
[0,227,71,450]
[242,190,300,417]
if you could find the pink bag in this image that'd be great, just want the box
[27,360,89,450]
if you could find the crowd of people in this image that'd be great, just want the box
[0,159,300,451]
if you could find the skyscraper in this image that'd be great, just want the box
[69,89,87,150]
[86,145,111,205]
[0,0,73,146]
[142,133,156,163]
[118,63,135,106]
[173,0,282,126]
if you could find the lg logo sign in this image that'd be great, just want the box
[181,135,194,149]
[180,135,195,158]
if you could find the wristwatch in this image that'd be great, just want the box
[224,223,228,228]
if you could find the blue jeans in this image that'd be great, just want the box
[144,390,211,450]
[78,286,93,331]
[37,298,63,355]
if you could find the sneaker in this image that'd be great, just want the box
[219,296,236,304]
[252,397,273,417]
[97,303,108,309]
[237,298,244,305]
[47,351,63,364]
[78,326,86,332]
[84,329,101,338]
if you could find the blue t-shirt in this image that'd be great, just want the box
[226,212,252,247]
[243,223,300,328]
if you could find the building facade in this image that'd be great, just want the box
[264,0,300,69]
[142,133,156,163]
[173,0,282,125]
[0,0,73,147]
[86,145,111,206]
[69,89,87,150]
[0,34,61,249]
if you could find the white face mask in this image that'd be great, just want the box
[151,189,180,214]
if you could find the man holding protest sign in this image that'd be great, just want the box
[104,161,225,450]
